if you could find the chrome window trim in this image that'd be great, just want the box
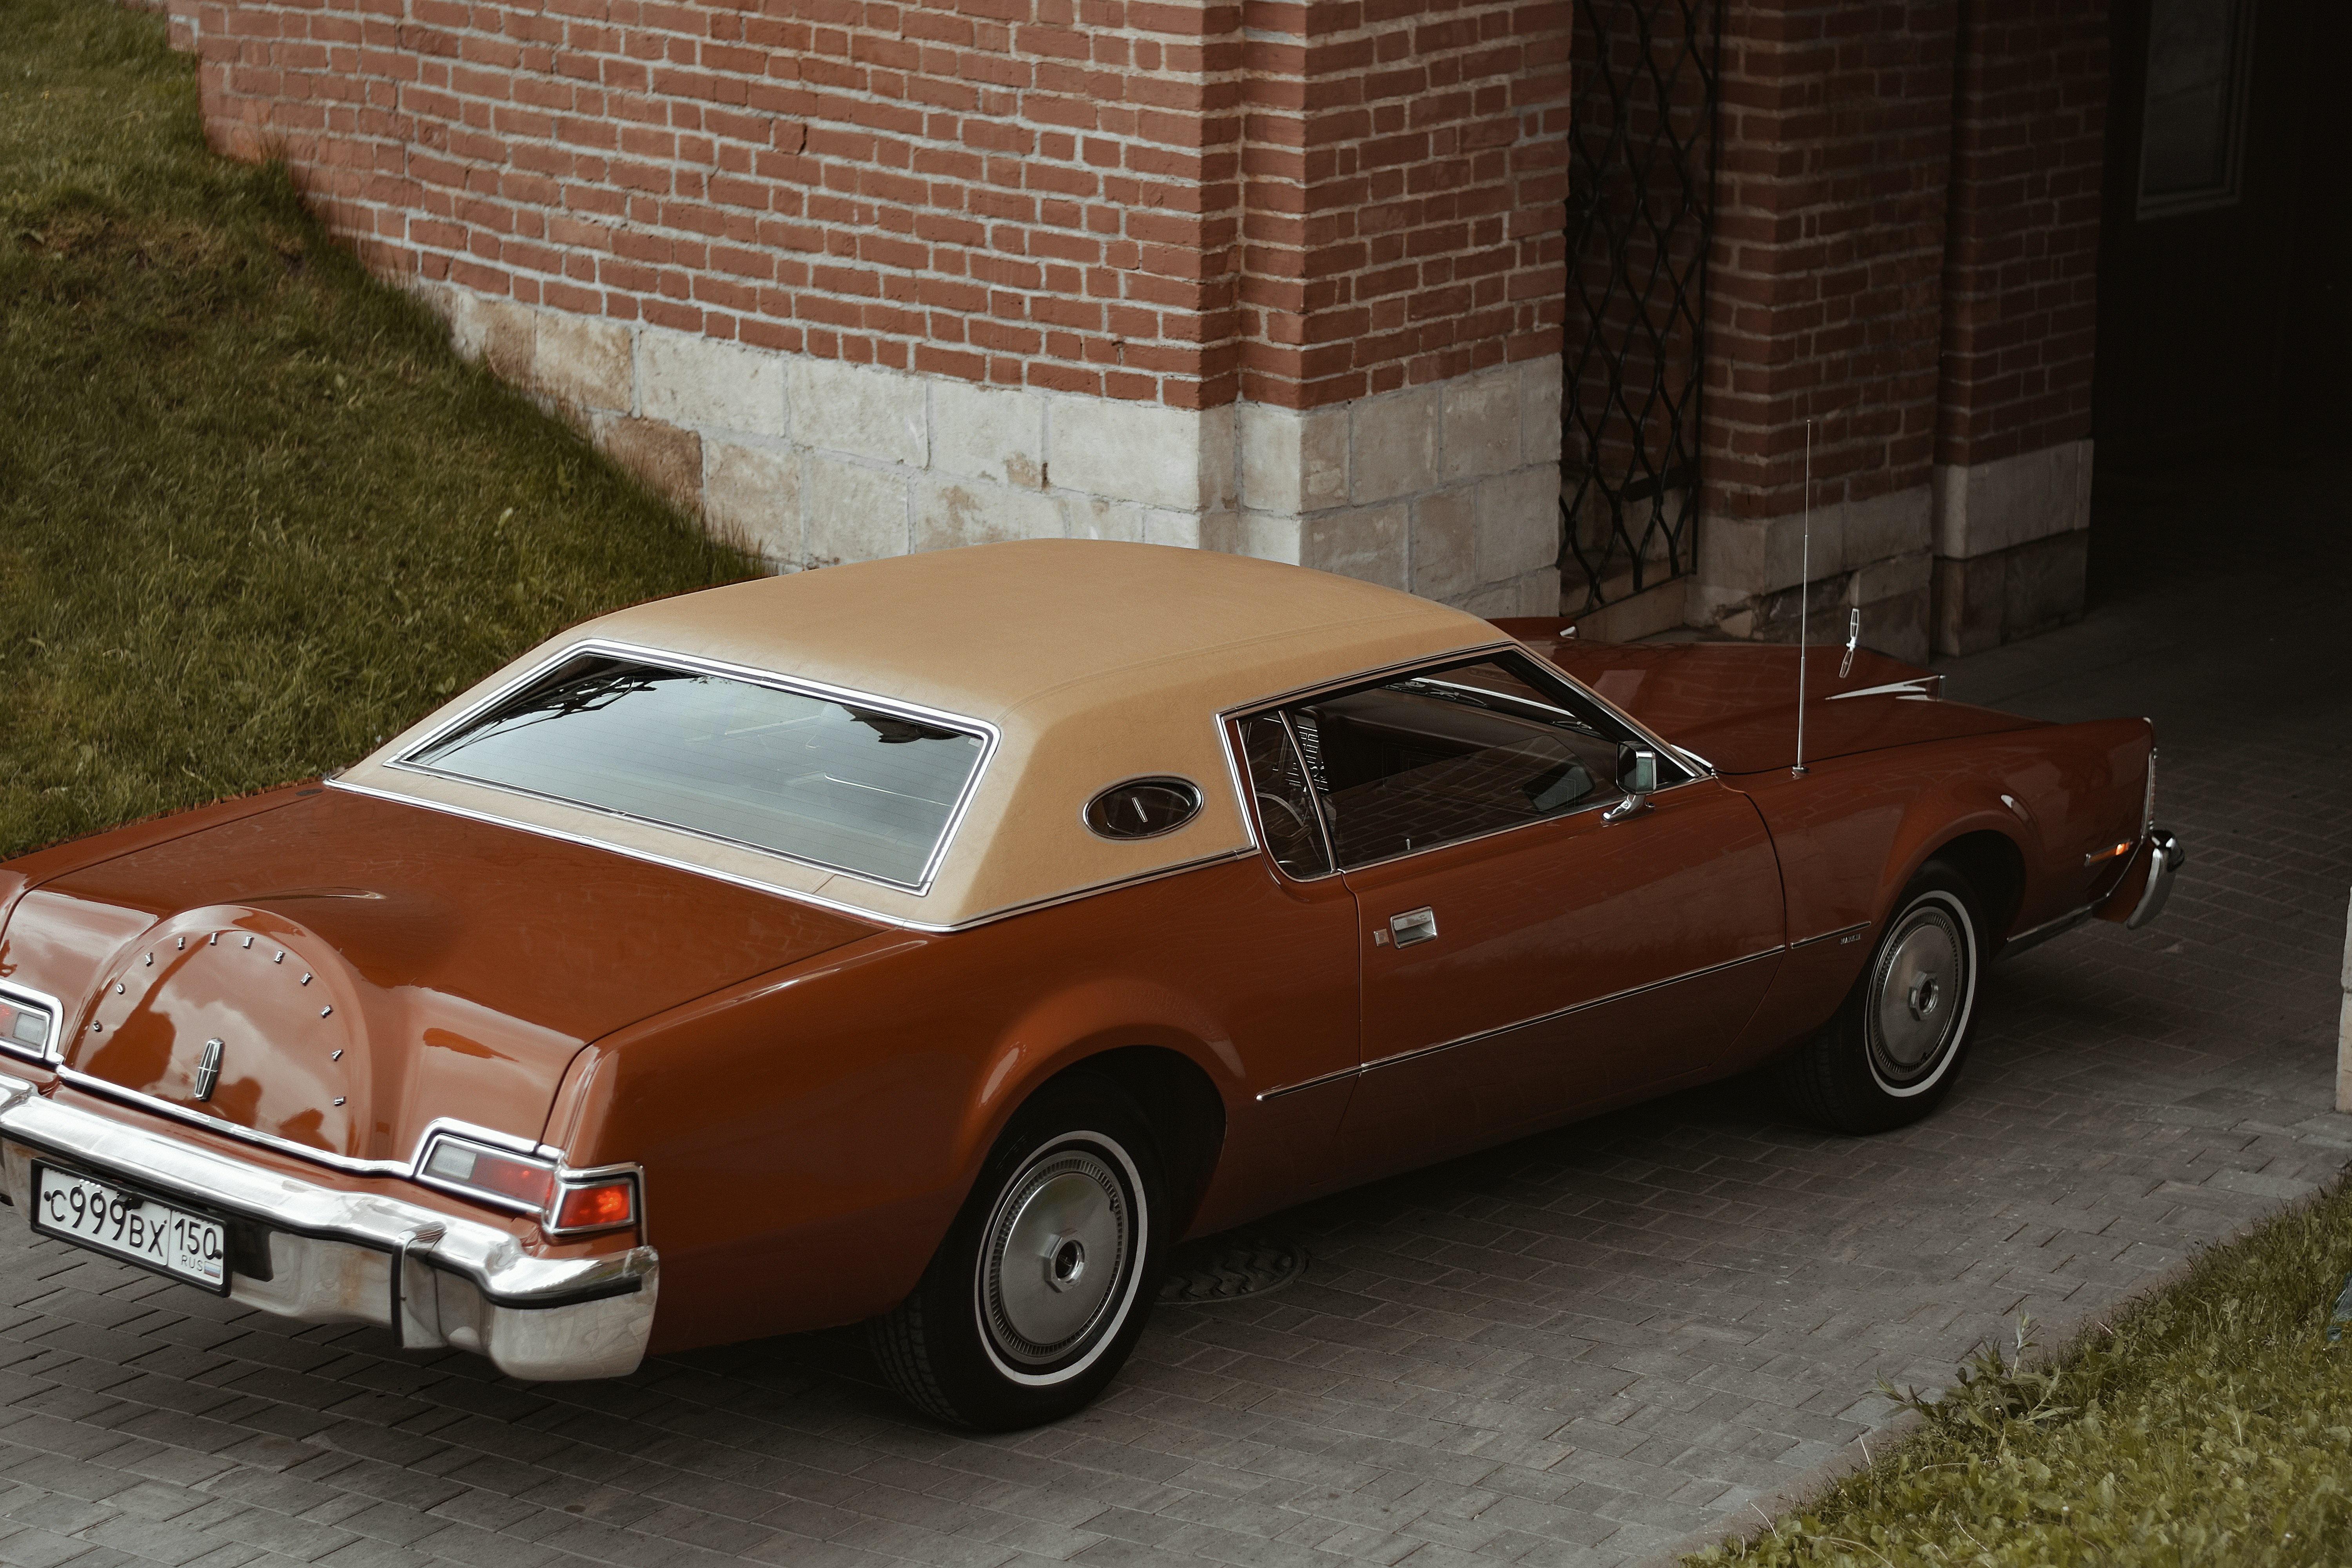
[0,979,66,1068]
[1256,946,1786,1102]
[383,638,1001,897]
[1218,644,1710,884]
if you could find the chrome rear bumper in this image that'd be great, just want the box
[2123,827,2185,930]
[0,1073,654,1381]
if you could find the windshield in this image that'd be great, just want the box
[403,654,989,888]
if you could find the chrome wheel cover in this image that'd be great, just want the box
[976,1137,1139,1379]
[1864,893,1975,1095]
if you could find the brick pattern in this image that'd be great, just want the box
[172,0,1569,414]
[181,0,1246,407]
[0,462,2347,1568]
[1703,0,1956,523]
[1236,0,1571,409]
[1932,0,2106,470]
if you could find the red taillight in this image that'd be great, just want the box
[422,1138,555,1208]
[554,1179,635,1232]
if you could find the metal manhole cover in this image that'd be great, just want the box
[1157,1232,1307,1305]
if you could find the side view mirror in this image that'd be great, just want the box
[1604,744,1659,822]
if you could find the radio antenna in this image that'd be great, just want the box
[1793,418,1811,778]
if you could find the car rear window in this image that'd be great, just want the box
[403,653,989,888]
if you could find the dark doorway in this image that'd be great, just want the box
[2093,0,2339,453]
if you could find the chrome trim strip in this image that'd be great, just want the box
[1999,902,2097,958]
[0,979,66,1068]
[326,777,1253,936]
[1789,921,1871,951]
[380,638,1003,897]
[56,1068,415,1175]
[1825,677,1940,703]
[1254,946,1785,1102]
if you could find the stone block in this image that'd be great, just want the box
[787,356,925,465]
[1198,403,1237,512]
[1695,484,1932,602]
[1299,505,1409,591]
[1410,488,1478,604]
[1847,549,1932,607]
[1152,508,1241,553]
[446,289,535,385]
[639,329,785,438]
[1351,387,1439,503]
[702,440,801,564]
[534,312,633,414]
[593,415,702,515]
[1049,398,1209,511]
[2001,528,2088,642]
[1458,567,1562,621]
[1931,553,2001,657]
[1862,586,1930,664]
[802,456,909,565]
[931,380,1044,488]
[1063,497,1147,543]
[1441,367,1520,481]
[1474,467,1559,585]
[913,477,1063,552]
[1933,439,2092,559]
[1521,358,1564,467]
[1238,403,1349,515]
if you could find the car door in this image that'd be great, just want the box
[1237,652,1784,1186]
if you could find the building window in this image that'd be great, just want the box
[2138,0,2256,219]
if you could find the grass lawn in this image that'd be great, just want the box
[1688,1174,2352,1565]
[0,0,751,862]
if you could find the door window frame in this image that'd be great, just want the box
[1220,643,1711,883]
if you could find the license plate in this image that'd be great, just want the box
[29,1163,229,1292]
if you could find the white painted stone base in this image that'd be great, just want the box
[1930,439,2093,656]
[423,282,1562,616]
[1688,485,1934,664]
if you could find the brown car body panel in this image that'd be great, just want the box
[0,621,2161,1362]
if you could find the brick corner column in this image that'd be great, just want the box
[1929,0,2107,659]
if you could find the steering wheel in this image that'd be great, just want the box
[1255,790,1311,835]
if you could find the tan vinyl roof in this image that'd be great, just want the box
[336,540,1505,929]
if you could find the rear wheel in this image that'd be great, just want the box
[869,1077,1166,1429]
[1777,860,1984,1134]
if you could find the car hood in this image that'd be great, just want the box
[1499,623,2047,774]
[3,788,880,1164]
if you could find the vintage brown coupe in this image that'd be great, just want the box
[0,542,2180,1426]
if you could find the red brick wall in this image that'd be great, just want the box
[185,0,1245,405]
[1935,0,2105,468]
[1236,0,1571,408]
[1703,0,1955,520]
[178,0,1569,412]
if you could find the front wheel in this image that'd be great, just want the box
[868,1077,1166,1429]
[1776,861,1984,1134]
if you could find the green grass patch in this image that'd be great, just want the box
[0,0,752,859]
[1689,1175,2352,1565]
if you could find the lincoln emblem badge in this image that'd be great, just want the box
[194,1038,223,1102]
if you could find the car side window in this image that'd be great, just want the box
[1236,712,1333,878]
[1276,654,1666,871]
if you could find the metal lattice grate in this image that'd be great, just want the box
[1558,0,1722,617]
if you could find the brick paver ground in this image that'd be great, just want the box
[4,453,2349,1568]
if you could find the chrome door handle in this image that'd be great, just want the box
[1388,907,1438,948]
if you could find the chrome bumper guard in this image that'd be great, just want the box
[2124,827,2184,930]
[0,1073,654,1381]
